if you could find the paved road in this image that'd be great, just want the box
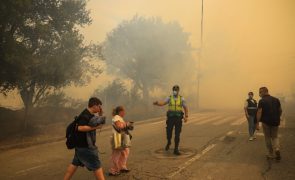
[0,111,294,180]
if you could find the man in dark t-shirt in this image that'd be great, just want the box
[64,97,105,180]
[256,87,282,161]
[75,108,95,147]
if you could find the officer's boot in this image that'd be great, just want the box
[165,140,171,151]
[174,143,181,155]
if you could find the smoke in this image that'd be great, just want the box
[1,0,295,111]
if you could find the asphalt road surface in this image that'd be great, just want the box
[0,111,294,180]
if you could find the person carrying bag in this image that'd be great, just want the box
[109,106,134,176]
[111,119,133,150]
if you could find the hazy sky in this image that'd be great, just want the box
[70,0,295,109]
[1,0,295,109]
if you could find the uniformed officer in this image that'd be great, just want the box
[153,85,188,155]
[244,91,258,141]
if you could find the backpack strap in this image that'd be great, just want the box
[74,116,79,131]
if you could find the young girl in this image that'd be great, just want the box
[109,106,133,176]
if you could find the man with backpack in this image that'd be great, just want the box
[64,97,105,180]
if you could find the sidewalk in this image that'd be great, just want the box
[173,115,295,180]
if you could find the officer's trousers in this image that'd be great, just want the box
[166,116,183,149]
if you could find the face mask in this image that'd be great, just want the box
[173,91,178,96]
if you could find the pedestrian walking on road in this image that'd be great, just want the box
[244,92,258,141]
[109,106,134,176]
[256,87,282,161]
[153,85,188,155]
[64,97,105,180]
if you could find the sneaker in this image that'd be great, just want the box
[120,169,131,173]
[108,172,120,176]
[174,149,181,155]
[275,150,281,161]
[249,137,254,141]
[266,153,275,160]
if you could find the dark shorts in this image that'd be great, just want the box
[72,147,101,171]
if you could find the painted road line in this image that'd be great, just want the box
[150,115,212,125]
[187,115,218,125]
[231,117,246,125]
[150,121,165,125]
[193,116,225,125]
[239,131,282,138]
[219,130,234,141]
[15,165,46,175]
[281,117,286,128]
[212,116,240,125]
[167,143,216,179]
[167,129,237,178]
[150,113,214,125]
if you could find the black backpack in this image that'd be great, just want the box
[66,116,79,149]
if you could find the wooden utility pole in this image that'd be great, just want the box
[196,0,204,110]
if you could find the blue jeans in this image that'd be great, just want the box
[247,116,256,137]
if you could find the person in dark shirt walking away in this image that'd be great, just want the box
[64,97,105,180]
[244,92,258,141]
[256,87,282,161]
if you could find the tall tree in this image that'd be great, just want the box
[0,0,101,130]
[102,16,196,103]
[92,79,129,111]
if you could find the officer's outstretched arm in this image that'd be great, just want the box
[153,101,168,106]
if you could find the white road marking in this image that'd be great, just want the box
[167,143,216,178]
[150,121,165,125]
[212,116,239,125]
[186,115,216,124]
[256,132,264,136]
[281,117,286,128]
[150,114,242,127]
[231,117,246,125]
[226,131,234,136]
[15,165,46,175]
[239,131,282,138]
[193,116,224,125]
[167,129,236,178]
[150,114,216,125]
[219,131,234,141]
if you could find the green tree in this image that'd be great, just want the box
[102,16,195,104]
[0,0,101,130]
[92,79,129,112]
